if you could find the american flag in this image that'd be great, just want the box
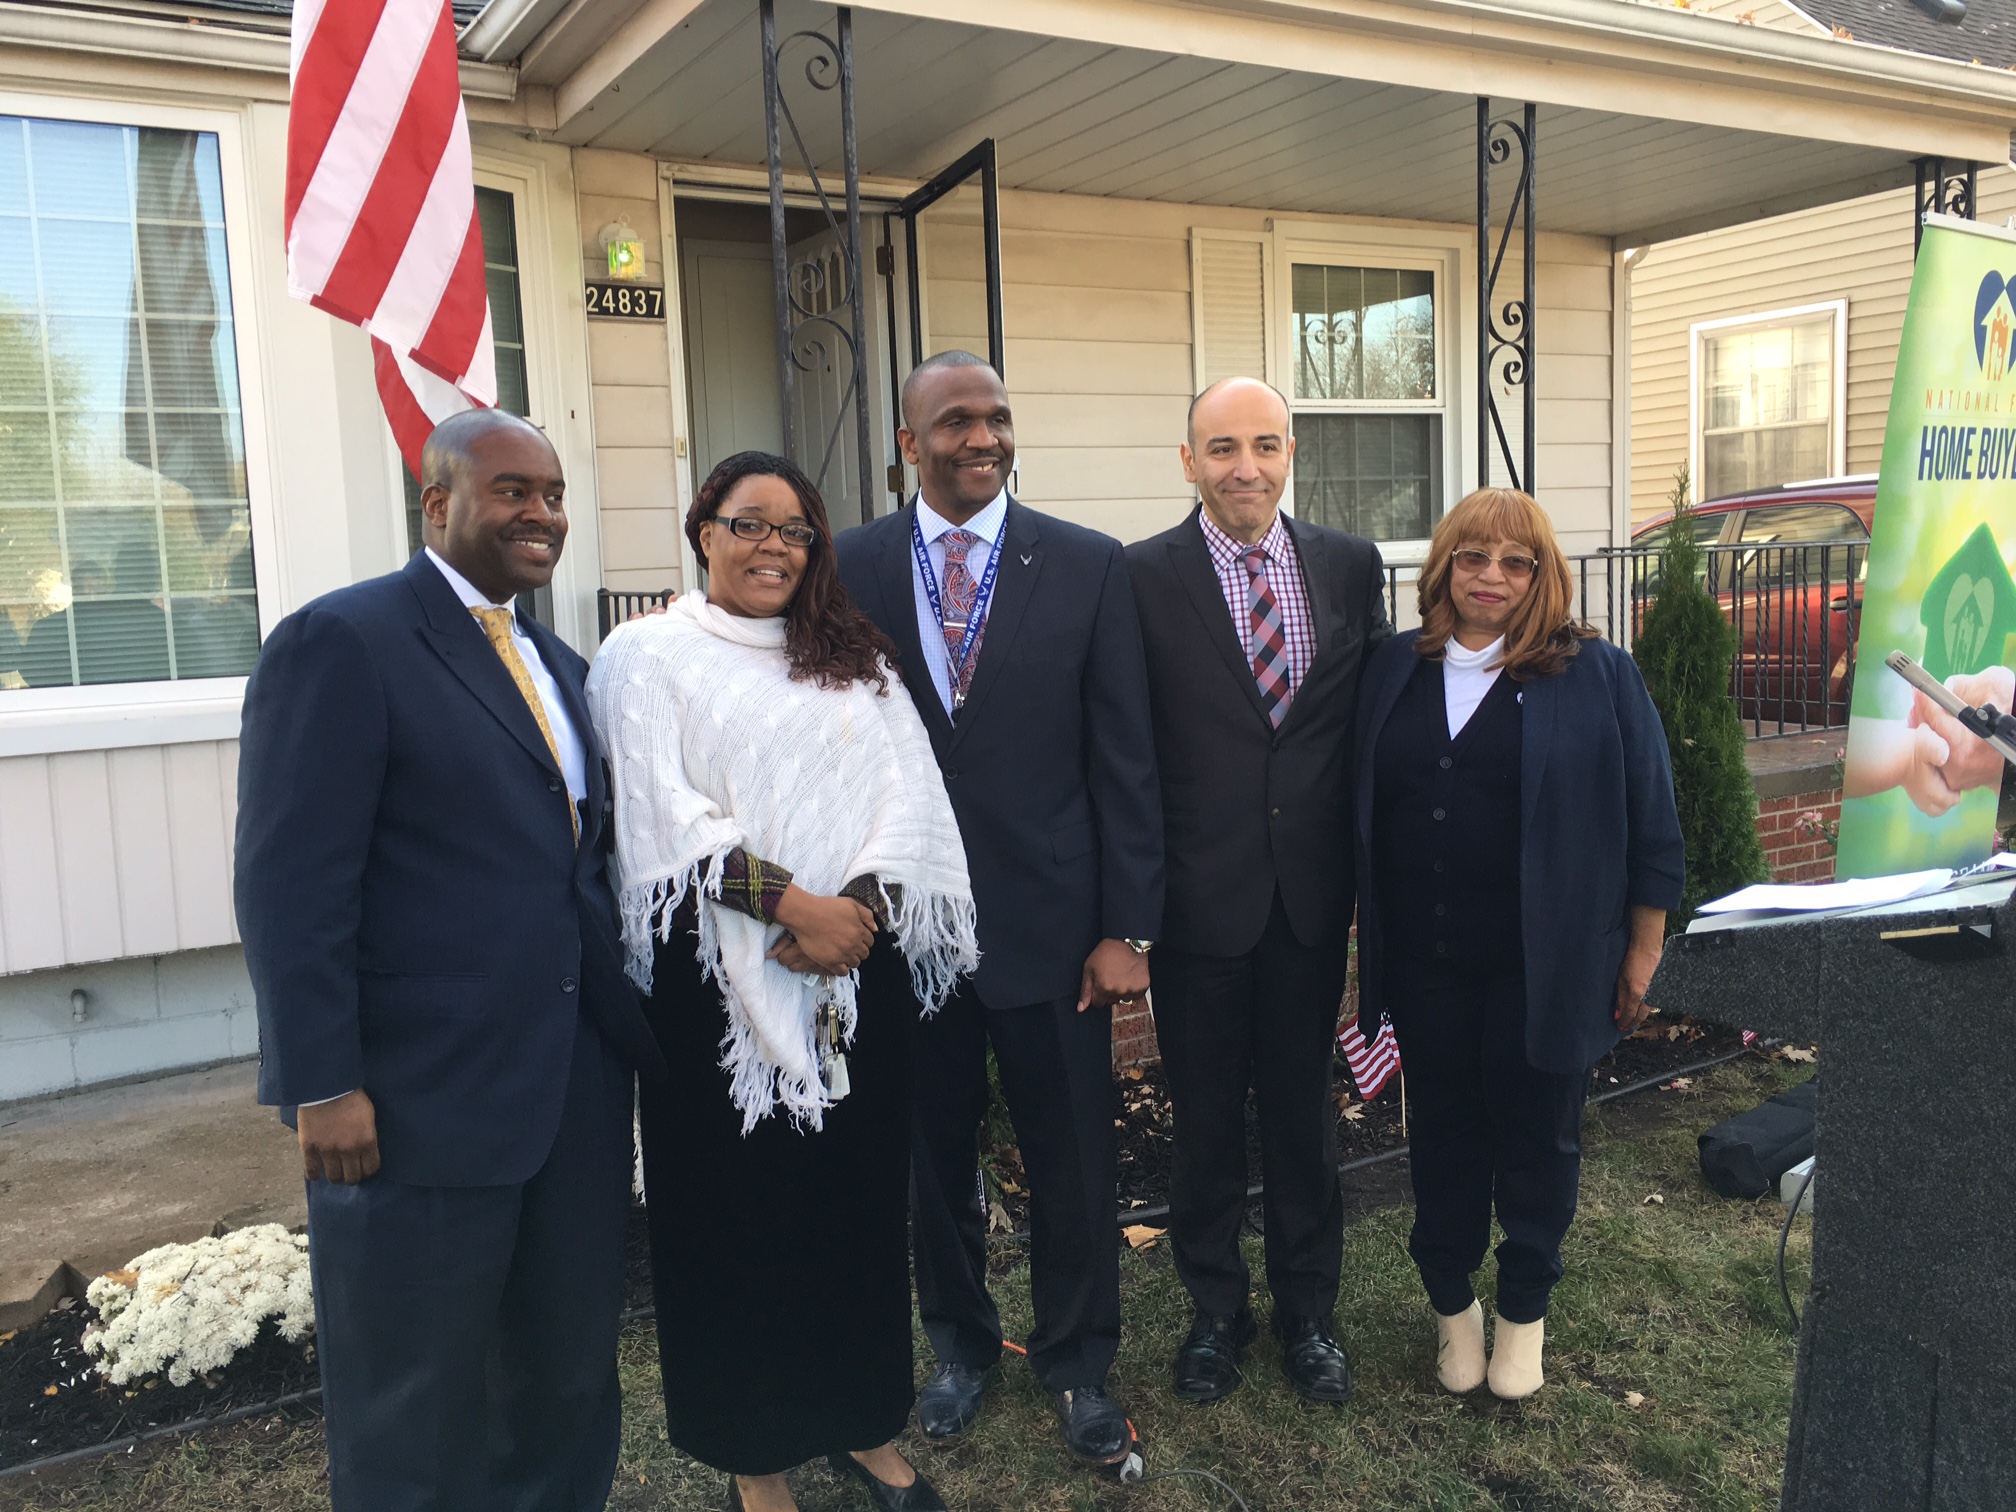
[1339,1014,1400,1099]
[284,0,495,475]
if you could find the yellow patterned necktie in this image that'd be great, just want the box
[470,606,579,844]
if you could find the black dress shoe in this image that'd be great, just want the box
[916,1361,987,1439]
[1276,1314,1353,1404]
[1049,1384,1135,1465]
[1172,1307,1259,1403]
[826,1452,949,1512]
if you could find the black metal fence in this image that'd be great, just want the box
[1381,540,1867,738]
[609,539,1864,739]
[596,589,677,640]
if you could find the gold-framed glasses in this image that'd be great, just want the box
[1450,548,1537,579]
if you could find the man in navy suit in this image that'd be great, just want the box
[234,409,661,1511]
[836,352,1163,1468]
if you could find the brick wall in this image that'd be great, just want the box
[1113,999,1159,1068]
[1756,786,1842,882]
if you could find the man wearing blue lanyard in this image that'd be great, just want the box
[836,351,1163,1469]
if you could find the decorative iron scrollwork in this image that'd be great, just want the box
[1914,156,1977,256]
[1477,99,1535,495]
[760,0,872,523]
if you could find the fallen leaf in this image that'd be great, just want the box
[1341,1104,1366,1122]
[1123,1224,1167,1250]
[101,1269,138,1290]
[0,1330,15,1346]
[1126,1067,1144,1081]
[42,1384,57,1396]
[988,1201,1011,1234]
[1114,1119,1126,1129]
[1624,1390,1647,1409]
[1781,1046,1817,1063]
[1663,1077,1692,1091]
[1643,1192,1665,1206]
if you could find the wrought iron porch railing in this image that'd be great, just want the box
[596,588,677,641]
[1380,540,1868,739]
[605,539,1864,739]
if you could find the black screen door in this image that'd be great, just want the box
[893,139,1003,374]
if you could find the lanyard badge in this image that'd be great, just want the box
[912,513,1002,710]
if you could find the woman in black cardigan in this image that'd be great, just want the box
[1352,488,1683,1401]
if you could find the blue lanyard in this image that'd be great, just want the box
[912,509,1002,707]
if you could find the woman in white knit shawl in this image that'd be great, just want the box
[587,452,976,1512]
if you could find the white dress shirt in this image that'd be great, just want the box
[909,490,1009,714]
[1443,634,1506,737]
[425,547,588,806]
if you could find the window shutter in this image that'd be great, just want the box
[1191,231,1268,390]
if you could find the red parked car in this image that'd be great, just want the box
[1632,476,1875,730]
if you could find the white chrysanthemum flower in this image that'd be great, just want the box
[81,1225,313,1387]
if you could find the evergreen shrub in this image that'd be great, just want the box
[1632,465,1770,923]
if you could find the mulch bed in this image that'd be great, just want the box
[0,1012,1772,1473]
[0,1297,321,1471]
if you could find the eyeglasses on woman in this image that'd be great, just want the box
[711,515,819,548]
[1450,548,1538,579]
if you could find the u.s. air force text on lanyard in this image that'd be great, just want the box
[911,511,1003,713]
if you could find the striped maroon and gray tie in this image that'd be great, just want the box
[1244,545,1292,726]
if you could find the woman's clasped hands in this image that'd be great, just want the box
[768,882,878,976]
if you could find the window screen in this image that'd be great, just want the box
[0,115,256,689]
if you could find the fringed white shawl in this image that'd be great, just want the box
[586,592,978,1131]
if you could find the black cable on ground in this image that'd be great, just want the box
[0,1388,323,1481]
[1778,1163,1816,1333]
[0,1044,1763,1481]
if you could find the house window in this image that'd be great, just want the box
[0,114,256,690]
[1696,308,1840,501]
[402,186,532,556]
[1289,262,1444,542]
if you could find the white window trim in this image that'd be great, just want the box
[1269,222,1470,559]
[1688,299,1848,505]
[0,89,281,756]
[380,142,603,653]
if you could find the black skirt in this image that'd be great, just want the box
[637,928,917,1477]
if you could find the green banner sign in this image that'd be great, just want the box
[1837,215,2016,876]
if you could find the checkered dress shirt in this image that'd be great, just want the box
[1198,509,1316,698]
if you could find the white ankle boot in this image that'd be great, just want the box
[1435,1301,1487,1394]
[1487,1313,1545,1400]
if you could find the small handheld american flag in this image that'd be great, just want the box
[1339,1014,1400,1099]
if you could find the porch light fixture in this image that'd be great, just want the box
[598,220,646,281]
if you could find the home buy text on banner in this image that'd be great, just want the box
[1838,215,2016,875]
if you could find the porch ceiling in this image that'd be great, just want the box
[528,0,2001,245]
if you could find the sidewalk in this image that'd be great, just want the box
[0,1062,303,1332]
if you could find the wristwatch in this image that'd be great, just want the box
[1124,938,1154,956]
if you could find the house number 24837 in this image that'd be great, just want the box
[585,282,665,320]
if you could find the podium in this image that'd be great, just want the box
[1649,877,2016,1512]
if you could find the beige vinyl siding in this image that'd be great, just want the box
[574,149,685,596]
[1506,240,1618,556]
[919,189,1615,548]
[0,740,239,975]
[1630,166,2016,525]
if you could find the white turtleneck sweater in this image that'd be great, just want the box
[1443,635,1507,738]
